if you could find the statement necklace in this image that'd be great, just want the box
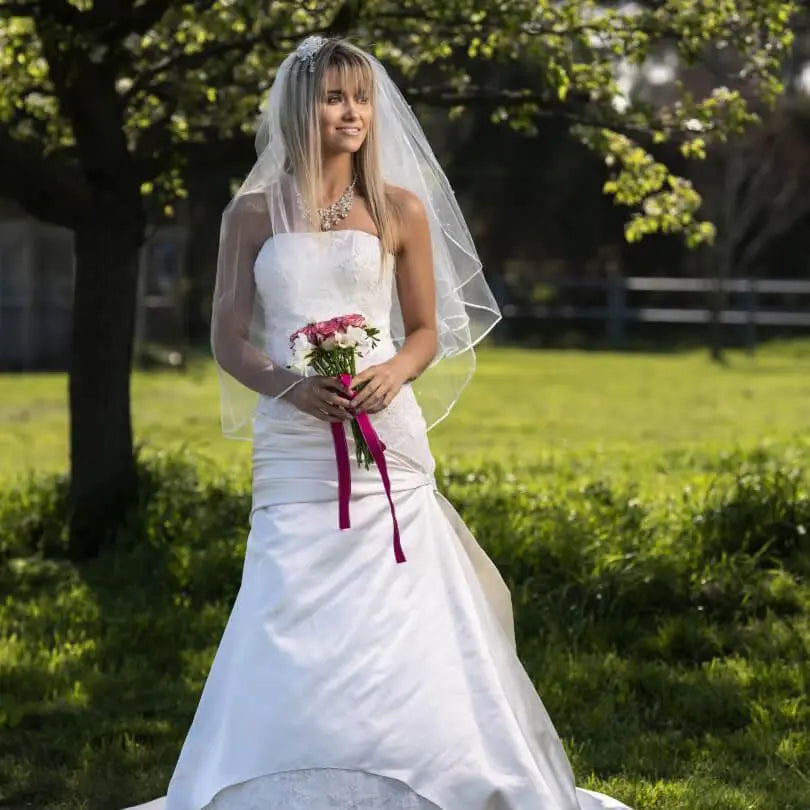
[297,177,357,231]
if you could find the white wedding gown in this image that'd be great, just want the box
[124,230,631,810]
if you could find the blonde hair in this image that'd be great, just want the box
[279,38,396,255]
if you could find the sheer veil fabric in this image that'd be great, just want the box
[211,37,501,440]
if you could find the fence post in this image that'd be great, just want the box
[606,273,626,348]
[744,278,757,355]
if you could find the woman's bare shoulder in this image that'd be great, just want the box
[385,184,426,221]
[384,185,430,257]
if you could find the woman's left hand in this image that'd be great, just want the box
[349,360,408,414]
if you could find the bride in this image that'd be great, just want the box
[125,36,632,810]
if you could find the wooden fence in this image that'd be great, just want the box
[500,276,810,348]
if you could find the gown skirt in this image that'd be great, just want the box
[123,410,632,810]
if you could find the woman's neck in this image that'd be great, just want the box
[320,153,354,204]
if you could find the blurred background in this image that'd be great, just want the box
[1,3,809,809]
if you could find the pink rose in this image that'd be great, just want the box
[319,318,341,336]
[289,314,369,349]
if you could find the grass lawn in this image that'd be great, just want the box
[1,341,809,809]
[2,339,809,488]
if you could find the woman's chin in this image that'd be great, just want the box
[324,141,366,156]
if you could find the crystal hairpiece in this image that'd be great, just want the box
[295,36,327,72]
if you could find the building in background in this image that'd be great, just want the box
[0,198,187,370]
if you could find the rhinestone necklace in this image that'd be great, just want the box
[296,176,357,231]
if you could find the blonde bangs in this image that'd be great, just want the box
[319,51,374,105]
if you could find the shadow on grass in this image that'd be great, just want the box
[0,453,251,810]
[1,446,809,809]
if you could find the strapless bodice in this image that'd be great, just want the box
[251,229,435,479]
[253,229,396,369]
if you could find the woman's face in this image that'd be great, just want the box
[318,66,372,156]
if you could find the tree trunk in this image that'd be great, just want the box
[68,198,144,560]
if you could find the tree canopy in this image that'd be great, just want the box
[0,0,798,243]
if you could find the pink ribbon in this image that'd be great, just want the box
[330,373,405,564]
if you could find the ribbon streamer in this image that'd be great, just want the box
[330,373,405,563]
[330,420,351,531]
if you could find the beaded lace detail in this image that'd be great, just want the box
[204,768,441,810]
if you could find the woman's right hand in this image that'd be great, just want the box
[285,375,353,422]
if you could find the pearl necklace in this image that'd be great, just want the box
[296,177,357,231]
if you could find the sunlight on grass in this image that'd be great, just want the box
[1,341,809,486]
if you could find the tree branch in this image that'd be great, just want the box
[0,131,88,227]
[132,130,254,184]
[106,0,174,36]
[405,85,659,137]
[123,25,331,102]
[0,0,80,23]
[737,179,810,271]
[0,0,42,14]
[124,35,275,101]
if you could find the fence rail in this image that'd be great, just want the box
[501,275,810,346]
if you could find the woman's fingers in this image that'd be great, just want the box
[319,380,353,419]
[327,391,353,409]
[350,367,374,389]
[351,379,383,410]
[313,402,349,421]
[313,379,351,407]
[298,374,398,420]
[289,377,353,421]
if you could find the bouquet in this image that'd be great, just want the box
[288,313,381,469]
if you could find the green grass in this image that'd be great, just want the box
[1,341,810,809]
[2,339,809,485]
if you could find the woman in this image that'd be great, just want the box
[126,37,631,810]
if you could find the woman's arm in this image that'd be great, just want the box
[350,188,438,413]
[211,197,352,420]
[211,199,303,398]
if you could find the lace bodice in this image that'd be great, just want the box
[252,229,434,477]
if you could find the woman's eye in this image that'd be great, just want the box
[356,93,369,103]
[327,95,341,104]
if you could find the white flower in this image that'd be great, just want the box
[289,349,312,374]
[345,325,371,353]
[291,333,311,354]
[334,329,357,348]
[321,334,338,351]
